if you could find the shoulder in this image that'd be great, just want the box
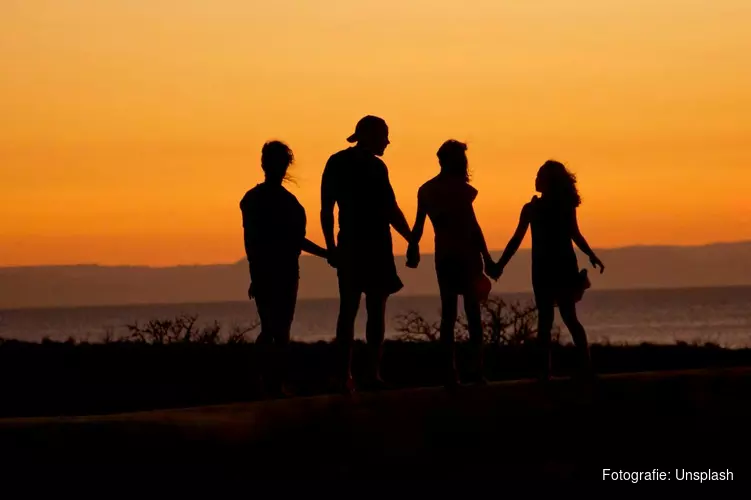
[239,185,262,210]
[327,149,347,161]
[522,197,537,218]
[368,154,389,178]
[418,176,440,199]
[419,175,440,190]
[280,186,304,209]
[372,155,387,169]
[324,149,346,171]
[323,149,356,181]
[327,148,355,165]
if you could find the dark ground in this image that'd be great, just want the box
[0,338,749,418]
[0,367,749,488]
[0,340,749,487]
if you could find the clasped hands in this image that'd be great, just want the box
[406,242,504,282]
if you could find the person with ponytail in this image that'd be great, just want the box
[240,141,328,397]
[407,140,495,387]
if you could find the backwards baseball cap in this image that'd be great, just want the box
[346,115,388,143]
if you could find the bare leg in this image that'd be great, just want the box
[335,289,361,393]
[463,295,486,384]
[365,293,388,385]
[440,291,459,386]
[274,281,298,397]
[535,295,555,382]
[558,300,593,379]
[253,289,274,396]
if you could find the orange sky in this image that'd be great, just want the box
[2,0,750,266]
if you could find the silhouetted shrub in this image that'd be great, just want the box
[124,314,258,345]
[395,296,561,346]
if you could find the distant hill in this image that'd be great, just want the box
[1,241,750,309]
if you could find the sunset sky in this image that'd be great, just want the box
[2,0,750,266]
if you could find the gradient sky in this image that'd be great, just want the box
[2,0,750,266]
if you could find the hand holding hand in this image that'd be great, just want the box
[494,264,504,281]
[406,243,420,269]
[485,260,503,281]
[326,246,338,269]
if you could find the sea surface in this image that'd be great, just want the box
[1,286,750,347]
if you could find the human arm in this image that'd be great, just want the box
[469,205,495,276]
[320,158,338,267]
[302,238,328,259]
[240,197,255,300]
[297,203,327,260]
[406,195,427,268]
[383,167,411,242]
[571,209,605,273]
[496,204,531,272]
[391,204,412,243]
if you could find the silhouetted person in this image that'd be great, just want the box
[407,140,495,387]
[494,160,604,381]
[240,141,328,397]
[321,116,412,393]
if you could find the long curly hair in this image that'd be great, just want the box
[537,160,581,208]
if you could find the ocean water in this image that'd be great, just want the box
[0,286,750,347]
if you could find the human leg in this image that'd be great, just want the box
[534,292,555,382]
[365,293,388,386]
[272,280,298,396]
[335,284,362,393]
[439,290,459,386]
[557,299,593,379]
[463,294,486,384]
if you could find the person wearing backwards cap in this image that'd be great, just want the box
[320,115,412,394]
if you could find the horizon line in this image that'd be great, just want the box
[1,239,750,270]
[4,283,751,312]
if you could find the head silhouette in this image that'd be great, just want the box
[535,160,581,207]
[346,115,390,156]
[436,140,469,182]
[261,141,294,184]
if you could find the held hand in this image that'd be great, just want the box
[493,264,504,281]
[495,264,504,281]
[485,260,503,281]
[590,255,605,274]
[483,255,497,280]
[406,243,420,269]
[326,246,338,269]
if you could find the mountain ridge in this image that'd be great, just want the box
[1,241,750,309]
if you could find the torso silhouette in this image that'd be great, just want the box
[526,195,578,290]
[240,182,306,284]
[418,174,482,266]
[322,146,396,254]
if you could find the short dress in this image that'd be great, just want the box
[418,174,487,299]
[526,196,583,306]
